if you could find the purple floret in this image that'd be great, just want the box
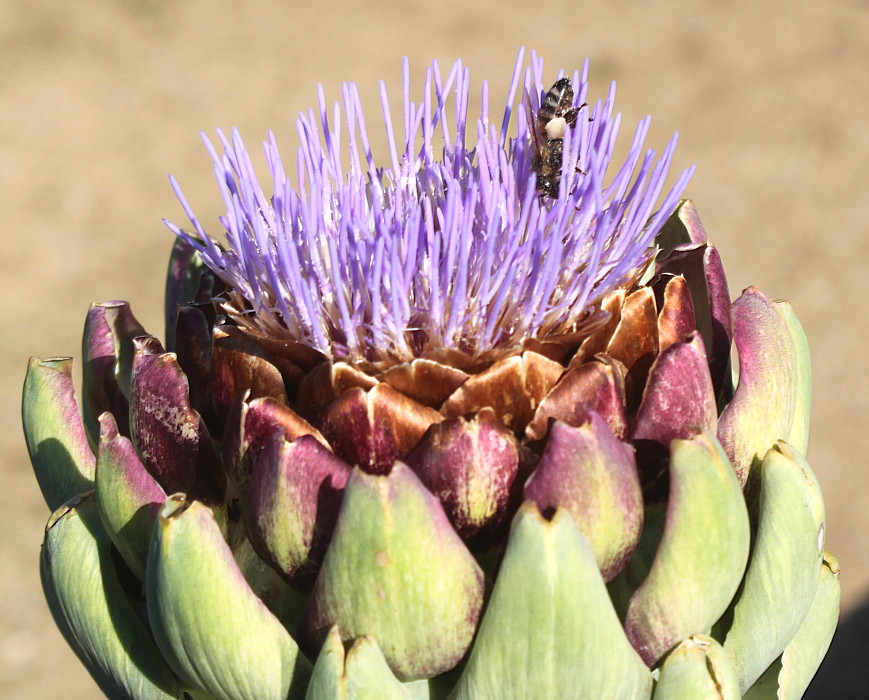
[165,48,694,365]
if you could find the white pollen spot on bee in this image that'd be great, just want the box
[544,116,567,140]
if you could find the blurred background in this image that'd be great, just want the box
[2,0,867,696]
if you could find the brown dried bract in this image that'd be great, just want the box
[440,351,564,433]
[655,275,696,354]
[316,384,443,474]
[379,359,470,408]
[296,362,379,421]
[212,325,289,419]
[525,355,628,442]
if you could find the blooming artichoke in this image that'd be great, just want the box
[24,50,839,700]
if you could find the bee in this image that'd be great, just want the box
[527,77,586,198]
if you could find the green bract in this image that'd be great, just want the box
[24,200,838,699]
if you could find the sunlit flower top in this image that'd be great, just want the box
[165,49,694,367]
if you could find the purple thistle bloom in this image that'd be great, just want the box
[165,49,694,366]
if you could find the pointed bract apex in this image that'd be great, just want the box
[301,464,484,681]
[653,636,740,699]
[654,199,709,256]
[243,433,351,583]
[717,288,798,486]
[405,407,519,541]
[223,392,329,492]
[129,345,224,505]
[164,235,205,351]
[632,331,717,447]
[524,415,642,580]
[82,301,147,443]
[212,324,289,421]
[317,385,443,475]
[379,358,470,409]
[306,626,417,698]
[440,351,564,433]
[96,411,167,581]
[676,200,709,244]
[23,356,96,511]
[133,334,166,356]
[654,275,696,353]
[526,355,628,442]
[572,289,626,365]
[655,242,733,401]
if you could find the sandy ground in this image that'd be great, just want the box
[2,0,867,696]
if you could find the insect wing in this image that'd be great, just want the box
[523,86,547,152]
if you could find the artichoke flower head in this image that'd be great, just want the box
[165,49,693,369]
[24,49,838,700]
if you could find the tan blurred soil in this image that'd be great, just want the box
[2,0,868,696]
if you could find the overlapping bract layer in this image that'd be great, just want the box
[25,200,837,699]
